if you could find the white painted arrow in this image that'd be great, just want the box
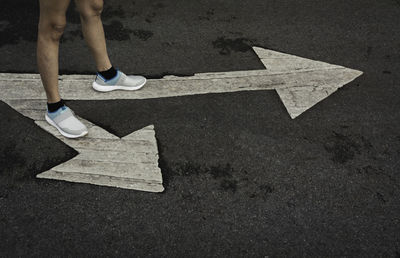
[0,98,164,193]
[0,46,362,192]
[0,47,363,119]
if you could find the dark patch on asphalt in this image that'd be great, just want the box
[145,12,157,23]
[132,29,154,41]
[356,165,398,188]
[152,2,166,9]
[0,21,9,32]
[259,184,274,195]
[161,161,273,197]
[249,184,275,200]
[220,179,238,193]
[210,163,233,179]
[357,165,382,176]
[376,192,386,203]
[102,4,127,20]
[167,162,238,193]
[212,37,254,55]
[209,164,238,193]
[324,131,373,164]
[0,143,27,178]
[199,8,237,22]
[198,8,215,21]
[0,191,8,200]
[103,20,133,41]
[0,0,39,47]
[366,46,373,58]
[143,2,165,23]
[217,15,238,23]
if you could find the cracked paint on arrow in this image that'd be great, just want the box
[0,46,363,192]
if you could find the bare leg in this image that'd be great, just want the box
[37,0,71,103]
[75,0,112,72]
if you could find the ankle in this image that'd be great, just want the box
[47,99,65,112]
[98,66,117,80]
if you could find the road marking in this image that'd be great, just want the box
[0,47,363,118]
[1,99,164,193]
[0,46,362,192]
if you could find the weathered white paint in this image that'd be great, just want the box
[0,46,363,191]
[0,47,362,118]
[0,99,163,192]
[252,47,363,118]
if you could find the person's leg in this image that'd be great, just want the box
[74,0,112,72]
[75,0,147,92]
[37,0,88,138]
[37,0,71,103]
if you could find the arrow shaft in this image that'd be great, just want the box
[1,67,356,101]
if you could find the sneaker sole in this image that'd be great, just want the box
[92,78,147,92]
[45,114,88,139]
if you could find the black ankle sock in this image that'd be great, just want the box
[98,66,117,80]
[47,99,65,112]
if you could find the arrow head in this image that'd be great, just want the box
[1,99,163,192]
[252,47,363,118]
[35,121,164,193]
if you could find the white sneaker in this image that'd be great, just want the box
[92,70,146,92]
[45,106,88,138]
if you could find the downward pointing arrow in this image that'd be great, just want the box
[35,120,163,192]
[1,99,164,193]
[0,46,362,192]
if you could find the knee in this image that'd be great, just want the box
[78,0,104,20]
[38,19,67,41]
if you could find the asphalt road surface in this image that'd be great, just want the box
[1,0,400,256]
